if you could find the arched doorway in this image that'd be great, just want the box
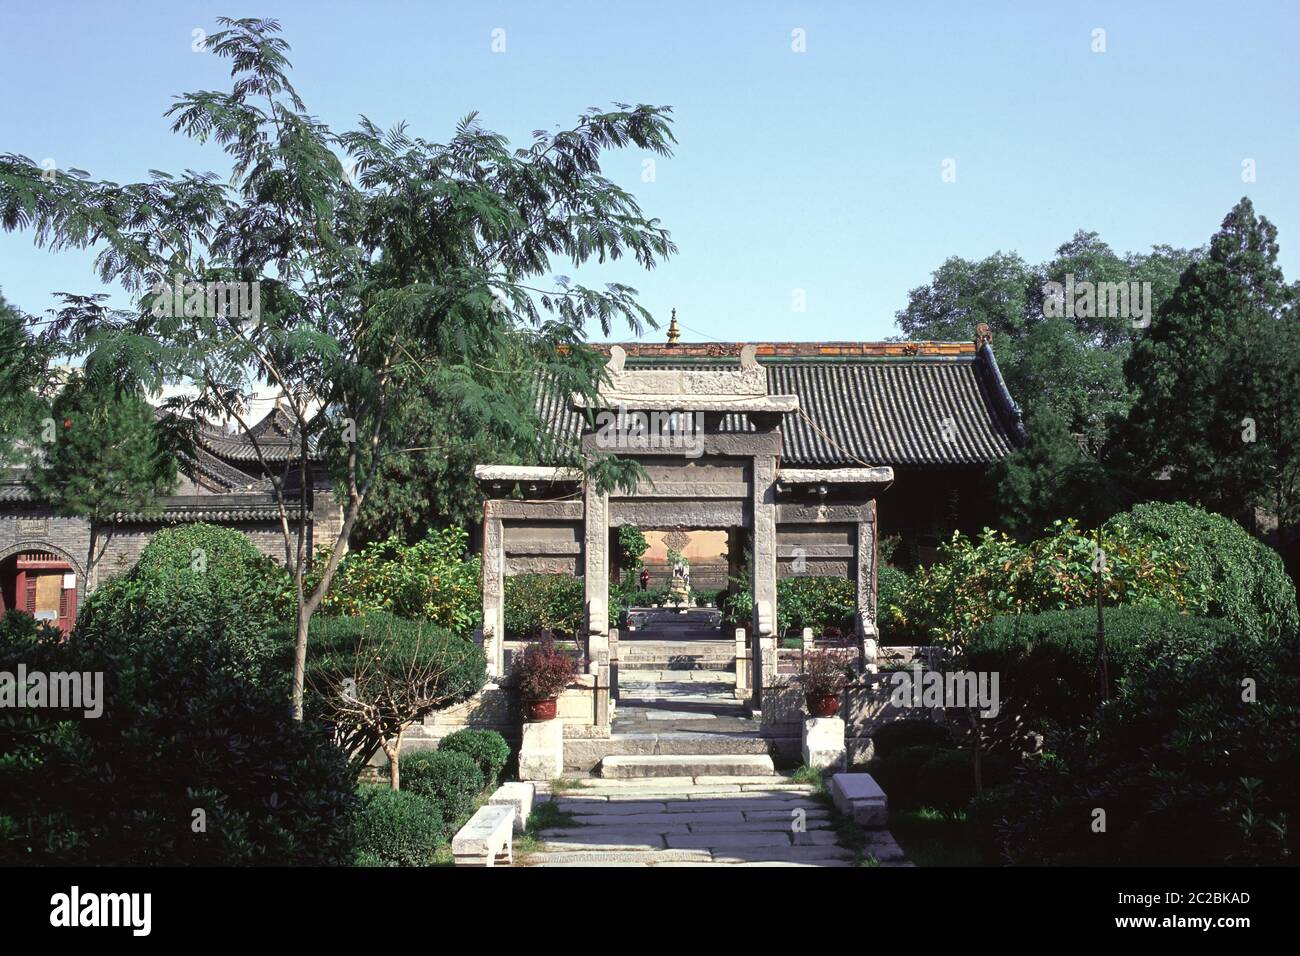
[0,547,81,636]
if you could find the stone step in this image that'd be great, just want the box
[619,669,735,682]
[600,753,776,779]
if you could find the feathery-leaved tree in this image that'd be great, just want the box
[0,17,674,718]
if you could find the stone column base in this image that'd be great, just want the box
[802,716,846,771]
[519,719,564,780]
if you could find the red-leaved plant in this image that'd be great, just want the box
[512,637,579,701]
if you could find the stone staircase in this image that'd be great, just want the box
[520,776,908,867]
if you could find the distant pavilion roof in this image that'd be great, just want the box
[535,341,1027,468]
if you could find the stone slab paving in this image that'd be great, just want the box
[521,777,910,867]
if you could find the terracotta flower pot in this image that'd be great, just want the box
[524,698,558,721]
[806,693,841,718]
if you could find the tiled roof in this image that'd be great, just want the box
[535,342,1027,467]
[196,406,313,462]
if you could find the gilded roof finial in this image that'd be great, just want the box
[666,308,681,345]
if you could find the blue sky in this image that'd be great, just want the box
[2,0,1297,343]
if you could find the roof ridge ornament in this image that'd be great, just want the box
[975,322,993,348]
[666,308,681,345]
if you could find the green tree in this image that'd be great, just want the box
[896,234,1198,535]
[1,18,673,718]
[26,372,177,586]
[1123,198,1300,536]
[0,290,50,468]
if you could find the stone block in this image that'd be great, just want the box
[802,715,846,771]
[452,804,514,867]
[830,772,889,830]
[488,781,535,834]
[519,719,564,781]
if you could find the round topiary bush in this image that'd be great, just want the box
[1105,501,1299,642]
[437,730,511,787]
[76,522,288,689]
[400,749,485,828]
[352,787,445,867]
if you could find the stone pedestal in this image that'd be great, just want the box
[519,719,564,780]
[802,716,846,771]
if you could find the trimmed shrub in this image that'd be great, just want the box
[0,621,357,865]
[75,523,287,689]
[870,718,951,759]
[313,527,481,636]
[352,787,445,867]
[274,613,487,778]
[400,750,485,828]
[970,629,1300,865]
[438,730,510,787]
[777,576,856,637]
[1107,501,1298,642]
[960,607,1236,730]
[503,573,583,638]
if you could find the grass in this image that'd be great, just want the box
[549,777,585,792]
[788,764,829,788]
[887,807,984,866]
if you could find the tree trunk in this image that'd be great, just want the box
[292,603,310,720]
[1095,526,1109,702]
[383,730,404,790]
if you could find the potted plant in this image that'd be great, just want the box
[801,650,851,718]
[513,637,579,720]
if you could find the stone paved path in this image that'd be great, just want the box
[520,777,910,867]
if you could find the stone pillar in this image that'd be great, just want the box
[589,659,610,730]
[733,627,749,700]
[519,719,564,780]
[803,716,846,771]
[583,483,609,666]
[751,455,778,708]
[802,627,815,655]
[856,501,879,662]
[609,626,620,701]
[481,512,505,680]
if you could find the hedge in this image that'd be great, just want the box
[960,606,1237,730]
[0,612,357,865]
[969,628,1300,864]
